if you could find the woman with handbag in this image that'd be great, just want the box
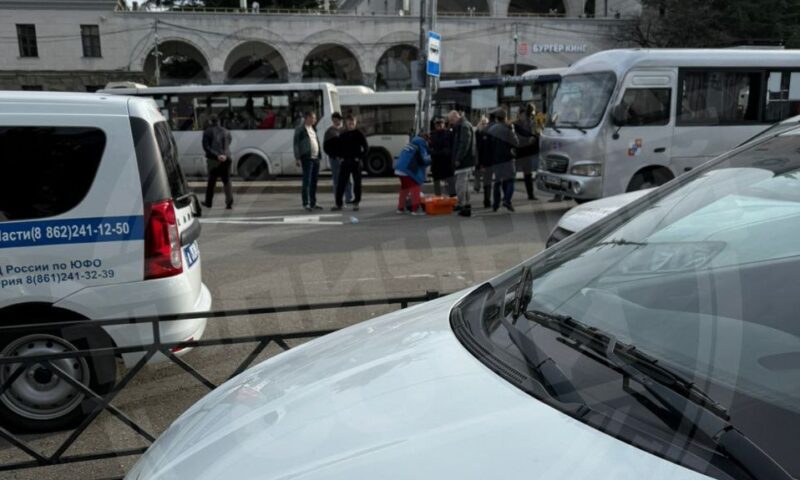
[394,134,431,215]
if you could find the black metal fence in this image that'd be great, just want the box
[0,291,442,476]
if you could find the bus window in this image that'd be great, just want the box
[678,70,762,125]
[765,71,800,122]
[289,91,323,128]
[194,96,230,130]
[619,88,671,126]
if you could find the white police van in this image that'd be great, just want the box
[0,92,211,431]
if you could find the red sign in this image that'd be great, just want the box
[518,42,529,56]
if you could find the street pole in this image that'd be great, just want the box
[496,45,501,74]
[513,23,518,76]
[154,19,160,86]
[418,0,427,133]
[423,0,436,133]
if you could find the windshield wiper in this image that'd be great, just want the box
[556,121,587,134]
[500,267,589,410]
[524,309,793,480]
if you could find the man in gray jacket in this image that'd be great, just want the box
[293,111,322,211]
[448,110,476,217]
[202,114,233,209]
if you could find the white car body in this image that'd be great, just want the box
[127,291,709,480]
[546,189,652,247]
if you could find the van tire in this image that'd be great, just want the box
[237,155,272,181]
[365,149,393,177]
[0,310,117,433]
[627,167,673,192]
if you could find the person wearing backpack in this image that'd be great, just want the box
[394,134,431,215]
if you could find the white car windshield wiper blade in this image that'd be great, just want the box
[524,309,793,480]
[500,267,590,410]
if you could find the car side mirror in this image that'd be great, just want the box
[611,104,629,127]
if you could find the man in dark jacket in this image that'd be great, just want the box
[476,112,497,208]
[202,114,234,209]
[448,110,476,217]
[323,112,352,204]
[514,106,539,200]
[332,115,368,211]
[429,117,454,197]
[293,111,322,211]
[486,108,519,212]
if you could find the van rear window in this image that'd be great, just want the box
[0,126,105,221]
[153,122,188,199]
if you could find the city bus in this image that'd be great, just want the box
[338,87,419,176]
[433,68,565,125]
[537,48,800,202]
[100,83,340,179]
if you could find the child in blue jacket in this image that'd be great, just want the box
[395,135,431,215]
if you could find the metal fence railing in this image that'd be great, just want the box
[0,291,443,476]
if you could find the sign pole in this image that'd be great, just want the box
[513,23,519,76]
[423,0,437,133]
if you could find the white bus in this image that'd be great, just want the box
[100,83,340,179]
[434,68,565,125]
[338,87,419,176]
[537,49,800,201]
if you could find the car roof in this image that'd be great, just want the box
[0,91,133,116]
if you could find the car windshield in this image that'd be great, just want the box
[486,130,800,476]
[551,72,616,129]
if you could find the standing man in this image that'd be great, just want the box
[332,115,368,212]
[251,0,260,13]
[293,111,323,211]
[323,112,352,205]
[448,110,476,217]
[514,105,539,201]
[202,114,234,210]
[476,112,496,208]
[429,117,454,197]
[487,108,519,212]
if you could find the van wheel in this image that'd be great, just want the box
[238,155,272,181]
[365,149,392,177]
[627,167,673,192]
[0,330,116,432]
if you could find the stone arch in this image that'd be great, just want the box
[375,44,420,91]
[302,43,364,85]
[143,39,211,85]
[438,0,490,14]
[508,0,566,15]
[224,41,289,84]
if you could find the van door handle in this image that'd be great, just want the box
[654,147,666,153]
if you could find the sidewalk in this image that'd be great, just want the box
[189,177,526,194]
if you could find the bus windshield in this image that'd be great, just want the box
[552,72,616,129]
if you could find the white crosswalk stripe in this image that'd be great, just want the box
[200,214,344,226]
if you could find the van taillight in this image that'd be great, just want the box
[145,200,183,280]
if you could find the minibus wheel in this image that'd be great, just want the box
[627,167,673,192]
[0,325,117,433]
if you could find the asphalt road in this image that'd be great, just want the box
[1,190,574,480]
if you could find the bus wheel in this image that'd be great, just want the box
[238,155,271,181]
[365,149,392,177]
[627,167,673,192]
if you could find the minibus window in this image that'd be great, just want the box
[0,126,105,221]
[678,70,762,125]
[619,88,671,126]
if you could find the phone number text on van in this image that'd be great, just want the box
[0,216,144,249]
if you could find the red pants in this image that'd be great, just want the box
[398,176,421,211]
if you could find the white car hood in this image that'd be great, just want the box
[558,189,653,234]
[128,291,709,480]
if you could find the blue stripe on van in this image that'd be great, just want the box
[0,216,144,249]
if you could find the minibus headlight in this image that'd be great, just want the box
[570,163,602,177]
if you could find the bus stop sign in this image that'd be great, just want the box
[427,31,441,77]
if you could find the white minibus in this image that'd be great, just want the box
[538,48,800,201]
[100,83,340,180]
